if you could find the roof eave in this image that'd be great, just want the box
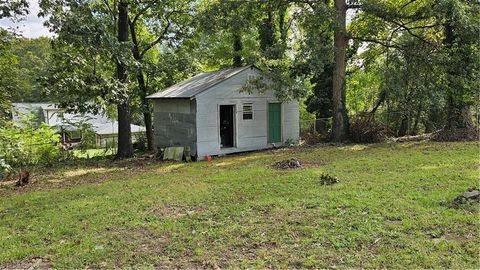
[146,96,196,100]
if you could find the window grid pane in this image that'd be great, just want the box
[243,104,253,120]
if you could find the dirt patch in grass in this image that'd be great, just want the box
[150,204,207,219]
[0,257,51,270]
[0,158,176,196]
[129,229,171,263]
[430,232,474,244]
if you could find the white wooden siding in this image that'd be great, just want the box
[195,68,299,158]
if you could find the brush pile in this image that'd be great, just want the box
[319,174,339,185]
[273,158,302,169]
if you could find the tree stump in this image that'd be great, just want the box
[16,170,29,187]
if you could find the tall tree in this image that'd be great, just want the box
[128,0,192,151]
[115,0,133,159]
[0,0,29,124]
[40,0,136,158]
[197,0,256,68]
[0,29,18,124]
[331,0,349,142]
[439,0,478,132]
[294,0,335,133]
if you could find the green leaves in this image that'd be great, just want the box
[0,113,61,171]
[0,0,28,19]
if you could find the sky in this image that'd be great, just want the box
[0,0,53,38]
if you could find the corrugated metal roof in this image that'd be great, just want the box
[12,102,60,111]
[147,65,256,99]
[93,122,146,135]
[11,103,111,130]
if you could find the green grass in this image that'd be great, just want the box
[0,142,478,268]
[72,148,116,159]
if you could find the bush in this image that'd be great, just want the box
[0,158,12,176]
[0,115,61,172]
[349,114,391,143]
[133,133,147,152]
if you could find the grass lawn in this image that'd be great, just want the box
[72,148,116,159]
[0,142,478,268]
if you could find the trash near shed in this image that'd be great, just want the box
[147,65,300,160]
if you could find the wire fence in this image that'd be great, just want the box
[300,118,332,136]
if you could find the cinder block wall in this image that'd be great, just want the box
[152,99,197,156]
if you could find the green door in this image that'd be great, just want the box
[268,103,282,143]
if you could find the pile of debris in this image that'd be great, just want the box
[392,133,432,142]
[319,174,339,185]
[450,188,480,208]
[431,128,479,142]
[273,158,302,169]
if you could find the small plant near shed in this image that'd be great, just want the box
[319,173,339,185]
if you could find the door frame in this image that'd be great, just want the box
[267,101,283,144]
[218,104,237,148]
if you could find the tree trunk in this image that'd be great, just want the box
[412,105,422,135]
[443,18,474,130]
[397,115,408,137]
[331,0,349,142]
[445,97,474,129]
[232,29,243,67]
[115,0,133,159]
[137,72,154,151]
[128,19,154,151]
[259,9,274,53]
[278,5,288,46]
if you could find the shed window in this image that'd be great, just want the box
[243,104,253,120]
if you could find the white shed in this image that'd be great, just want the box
[147,65,299,160]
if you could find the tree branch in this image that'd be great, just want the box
[139,17,171,57]
[350,36,403,50]
[346,4,362,9]
[131,0,155,25]
[128,18,141,60]
[399,0,419,10]
[389,20,437,46]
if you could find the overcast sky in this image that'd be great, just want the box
[0,0,52,38]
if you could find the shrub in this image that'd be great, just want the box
[133,133,147,151]
[0,115,61,172]
[349,114,391,143]
[0,158,12,176]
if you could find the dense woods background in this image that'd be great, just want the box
[1,0,479,159]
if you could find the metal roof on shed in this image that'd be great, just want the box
[147,65,257,99]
